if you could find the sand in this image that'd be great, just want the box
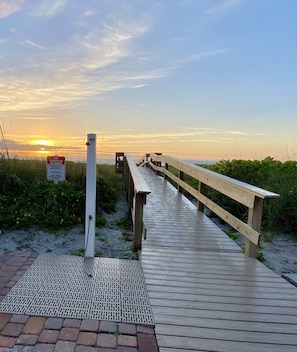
[0,195,296,277]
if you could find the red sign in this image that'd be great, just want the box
[46,156,66,183]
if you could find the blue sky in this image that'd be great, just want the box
[0,0,296,161]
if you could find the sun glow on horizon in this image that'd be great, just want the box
[28,139,56,156]
[32,139,55,147]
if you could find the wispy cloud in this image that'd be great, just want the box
[0,3,228,113]
[0,15,152,111]
[175,49,228,65]
[206,0,242,14]
[19,40,46,50]
[16,117,56,120]
[129,84,150,89]
[228,130,250,136]
[30,0,69,17]
[0,0,24,19]
[99,129,255,147]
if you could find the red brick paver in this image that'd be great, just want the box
[97,333,117,348]
[118,335,138,348]
[44,318,64,330]
[80,319,99,332]
[2,323,23,337]
[38,329,60,343]
[23,316,46,335]
[59,327,79,341]
[0,253,159,352]
[77,331,97,346]
[16,333,39,345]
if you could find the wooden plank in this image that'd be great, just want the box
[153,314,297,334]
[141,261,280,276]
[152,305,297,324]
[156,323,297,345]
[144,278,297,294]
[125,153,151,194]
[149,297,297,315]
[143,272,292,287]
[146,284,297,300]
[156,334,297,352]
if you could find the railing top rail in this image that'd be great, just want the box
[125,153,151,195]
[149,153,279,200]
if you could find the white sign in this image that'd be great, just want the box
[46,156,66,183]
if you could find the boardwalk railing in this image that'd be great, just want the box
[137,153,279,257]
[115,152,151,251]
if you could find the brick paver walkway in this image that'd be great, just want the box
[0,253,159,352]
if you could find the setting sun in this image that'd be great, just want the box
[32,140,54,147]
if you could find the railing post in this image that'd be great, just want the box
[198,182,206,212]
[123,156,128,192]
[178,170,184,193]
[128,174,134,211]
[155,162,161,176]
[154,153,162,176]
[133,193,145,251]
[246,196,263,257]
[164,163,169,180]
[115,152,124,173]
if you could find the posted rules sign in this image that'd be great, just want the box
[46,156,66,183]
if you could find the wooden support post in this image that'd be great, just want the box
[128,174,134,212]
[133,193,145,251]
[246,197,263,257]
[115,152,124,174]
[164,163,169,180]
[178,170,184,193]
[123,157,128,192]
[156,162,161,176]
[198,182,206,212]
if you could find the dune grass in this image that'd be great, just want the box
[0,157,123,231]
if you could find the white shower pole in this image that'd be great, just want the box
[85,133,97,257]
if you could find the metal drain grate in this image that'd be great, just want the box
[0,254,154,325]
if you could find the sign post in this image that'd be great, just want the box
[46,156,66,184]
[85,134,97,257]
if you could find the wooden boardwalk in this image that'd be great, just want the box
[139,167,297,352]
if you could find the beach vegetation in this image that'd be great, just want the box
[205,157,297,235]
[0,158,122,231]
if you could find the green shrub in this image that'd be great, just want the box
[96,216,107,227]
[205,157,297,235]
[115,217,132,231]
[96,177,118,214]
[0,158,123,231]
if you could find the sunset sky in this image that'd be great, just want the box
[0,0,296,162]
